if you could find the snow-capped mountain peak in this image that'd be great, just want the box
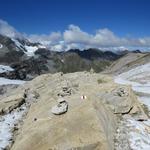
[0,19,46,56]
[11,38,46,56]
[0,33,46,57]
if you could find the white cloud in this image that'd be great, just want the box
[63,25,123,47]
[0,19,150,51]
[64,24,92,44]
[63,25,150,49]
[0,19,23,39]
[28,32,61,46]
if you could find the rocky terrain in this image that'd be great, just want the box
[0,32,150,150]
[0,70,149,150]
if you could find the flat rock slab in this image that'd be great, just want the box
[0,93,25,115]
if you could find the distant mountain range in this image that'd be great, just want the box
[0,33,144,80]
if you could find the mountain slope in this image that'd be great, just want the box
[0,34,24,63]
[104,51,150,75]
[0,34,121,80]
[0,34,45,61]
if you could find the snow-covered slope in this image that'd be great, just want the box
[0,65,14,73]
[0,78,25,85]
[0,65,25,85]
[12,38,46,56]
[24,45,45,56]
[115,62,150,95]
[0,33,46,57]
[115,63,150,150]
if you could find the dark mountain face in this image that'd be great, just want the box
[55,49,120,73]
[0,34,24,63]
[0,34,122,80]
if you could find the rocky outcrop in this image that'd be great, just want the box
[97,86,148,120]
[0,72,148,150]
[0,92,25,115]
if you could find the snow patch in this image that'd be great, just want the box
[125,117,150,150]
[0,65,14,73]
[115,62,150,95]
[12,38,46,56]
[0,65,25,85]
[115,77,150,95]
[38,44,46,49]
[11,39,24,51]
[0,105,27,150]
[24,45,38,56]
[0,44,3,49]
[24,45,46,56]
[139,96,150,109]
[115,63,150,82]
[115,116,150,150]
[0,78,25,85]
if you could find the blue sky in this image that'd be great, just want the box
[0,0,150,51]
[0,0,149,37]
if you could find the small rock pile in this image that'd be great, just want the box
[51,98,68,115]
[114,87,129,97]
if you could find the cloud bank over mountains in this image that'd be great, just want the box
[0,19,24,39]
[0,19,150,51]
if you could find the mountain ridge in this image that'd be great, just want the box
[0,34,122,80]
